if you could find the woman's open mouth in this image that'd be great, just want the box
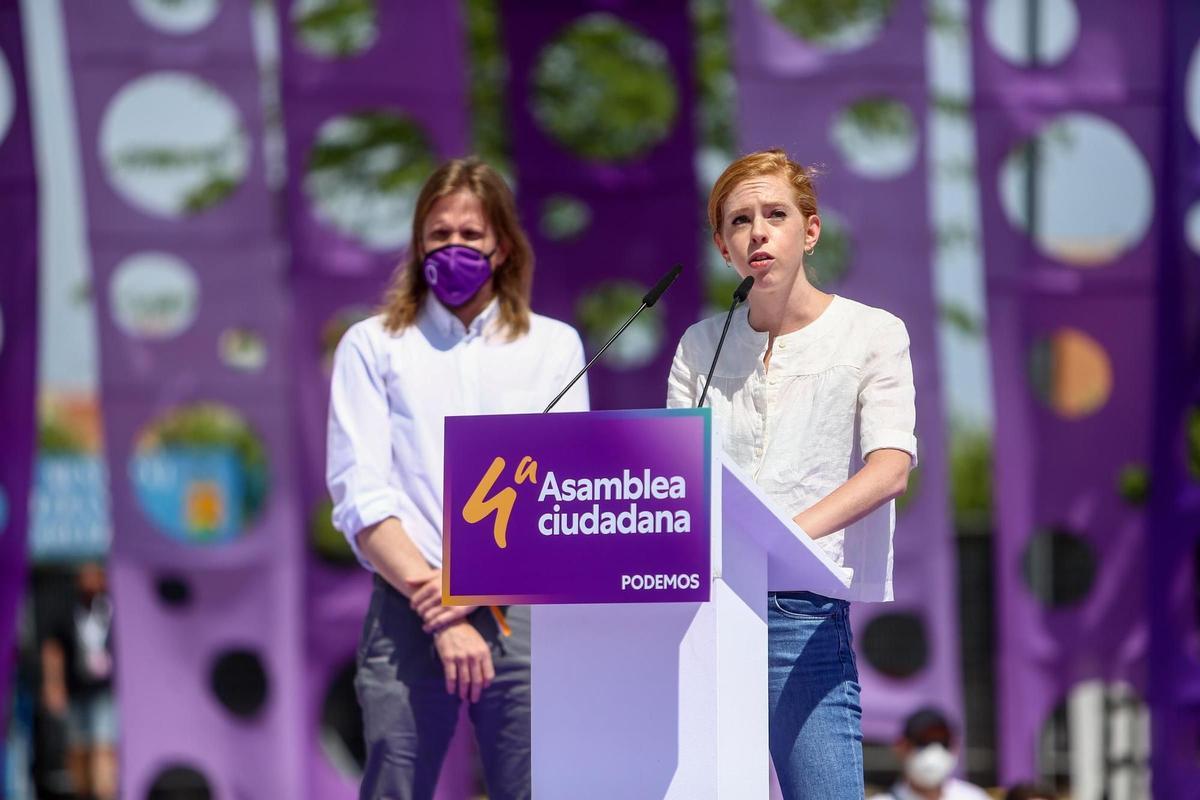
[748,251,774,269]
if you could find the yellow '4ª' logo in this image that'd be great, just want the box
[462,456,538,549]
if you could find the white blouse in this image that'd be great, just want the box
[666,295,917,602]
[326,298,589,569]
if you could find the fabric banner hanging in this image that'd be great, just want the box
[62,2,305,797]
[1150,2,1200,797]
[728,0,962,746]
[500,0,701,412]
[969,0,1161,785]
[0,0,39,731]
[275,2,477,796]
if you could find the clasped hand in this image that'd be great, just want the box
[408,571,492,702]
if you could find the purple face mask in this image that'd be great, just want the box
[423,244,494,308]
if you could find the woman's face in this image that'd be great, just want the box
[421,189,508,268]
[714,172,819,293]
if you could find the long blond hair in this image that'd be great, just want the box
[381,158,533,338]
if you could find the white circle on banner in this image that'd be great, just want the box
[99,72,249,218]
[985,0,1080,67]
[540,195,592,241]
[292,0,379,58]
[218,328,267,372]
[1187,43,1200,142]
[110,252,200,339]
[531,13,679,163]
[577,281,664,370]
[131,0,220,35]
[1187,202,1200,256]
[830,98,918,180]
[304,110,436,251]
[757,0,894,53]
[999,113,1153,266]
[0,48,14,147]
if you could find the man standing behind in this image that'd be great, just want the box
[326,158,588,800]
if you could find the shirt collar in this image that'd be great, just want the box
[423,295,501,339]
[731,304,769,355]
[733,294,842,350]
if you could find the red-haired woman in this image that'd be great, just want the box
[668,149,918,799]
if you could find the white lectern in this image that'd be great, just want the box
[530,452,851,799]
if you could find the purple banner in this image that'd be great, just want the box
[729,0,962,746]
[1150,3,1200,797]
[279,1,470,279]
[444,409,712,604]
[969,0,1161,785]
[63,2,307,798]
[276,1,475,795]
[0,0,37,731]
[500,0,701,411]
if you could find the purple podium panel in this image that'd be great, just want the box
[444,409,712,604]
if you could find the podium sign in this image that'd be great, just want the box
[443,408,712,604]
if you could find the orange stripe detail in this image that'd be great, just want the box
[490,606,512,637]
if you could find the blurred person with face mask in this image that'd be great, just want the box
[871,708,989,800]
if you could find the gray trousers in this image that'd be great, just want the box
[355,574,532,800]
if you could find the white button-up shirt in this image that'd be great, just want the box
[327,298,589,569]
[667,295,917,601]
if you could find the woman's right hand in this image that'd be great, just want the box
[432,620,495,703]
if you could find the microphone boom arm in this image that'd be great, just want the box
[697,297,738,408]
[542,264,682,414]
[543,302,647,414]
[697,275,753,408]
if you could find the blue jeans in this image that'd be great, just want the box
[769,591,864,800]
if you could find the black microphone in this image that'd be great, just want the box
[697,275,753,408]
[543,264,683,413]
[641,263,682,307]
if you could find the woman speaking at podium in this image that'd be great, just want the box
[667,149,917,800]
[326,158,589,800]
